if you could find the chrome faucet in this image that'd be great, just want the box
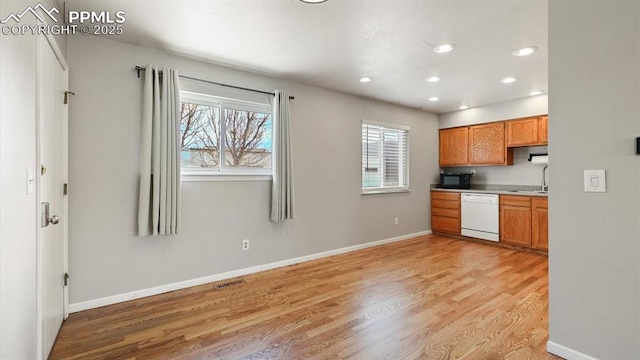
[542,165,549,192]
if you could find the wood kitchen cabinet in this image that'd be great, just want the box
[531,197,548,250]
[538,115,548,145]
[505,115,548,147]
[439,127,469,166]
[499,195,532,247]
[469,122,512,165]
[439,123,512,167]
[431,191,461,235]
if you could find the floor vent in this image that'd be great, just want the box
[214,279,246,289]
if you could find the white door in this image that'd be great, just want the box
[37,33,68,359]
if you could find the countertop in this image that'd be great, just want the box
[430,185,548,197]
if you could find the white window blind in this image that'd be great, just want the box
[361,120,409,194]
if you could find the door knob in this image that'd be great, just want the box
[49,215,60,225]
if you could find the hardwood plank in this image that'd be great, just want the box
[50,235,562,360]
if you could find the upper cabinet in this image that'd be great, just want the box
[439,123,512,167]
[469,122,511,165]
[439,115,548,167]
[538,115,548,144]
[505,115,548,147]
[439,127,469,166]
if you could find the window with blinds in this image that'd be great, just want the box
[361,120,409,194]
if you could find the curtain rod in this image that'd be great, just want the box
[134,66,294,100]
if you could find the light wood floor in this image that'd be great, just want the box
[50,235,562,360]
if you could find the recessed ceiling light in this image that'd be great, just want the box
[459,105,470,110]
[360,76,373,83]
[300,0,328,3]
[426,76,441,82]
[500,77,518,84]
[529,90,544,96]
[429,97,439,102]
[433,43,455,54]
[513,46,538,56]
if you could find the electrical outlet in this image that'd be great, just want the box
[242,239,250,251]
[470,169,476,175]
[394,217,399,225]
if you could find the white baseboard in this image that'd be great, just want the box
[69,230,432,313]
[547,341,600,360]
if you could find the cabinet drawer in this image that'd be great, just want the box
[432,216,460,234]
[432,199,460,210]
[532,197,548,208]
[432,207,460,219]
[431,191,460,201]
[500,195,531,207]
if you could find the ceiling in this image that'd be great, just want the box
[65,0,548,114]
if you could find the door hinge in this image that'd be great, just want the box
[41,165,47,176]
[64,273,70,286]
[63,183,68,195]
[64,91,75,105]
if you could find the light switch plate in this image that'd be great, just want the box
[584,170,606,192]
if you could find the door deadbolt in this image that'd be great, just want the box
[41,202,60,227]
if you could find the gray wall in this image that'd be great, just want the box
[438,96,549,186]
[549,1,640,359]
[67,36,440,305]
[0,0,66,358]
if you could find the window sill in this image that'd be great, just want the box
[181,173,272,182]
[361,188,411,195]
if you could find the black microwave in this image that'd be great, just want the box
[439,173,473,189]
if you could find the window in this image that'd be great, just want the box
[361,120,409,194]
[180,91,272,178]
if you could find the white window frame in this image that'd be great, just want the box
[361,120,410,194]
[180,91,273,182]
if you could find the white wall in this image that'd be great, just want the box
[0,0,66,358]
[441,146,548,186]
[66,36,440,305]
[439,94,548,129]
[438,95,548,186]
[548,1,640,359]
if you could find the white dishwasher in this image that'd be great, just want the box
[461,193,499,241]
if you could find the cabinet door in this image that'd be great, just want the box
[439,127,469,166]
[506,117,539,147]
[538,116,548,145]
[469,122,506,165]
[532,198,548,250]
[500,203,532,246]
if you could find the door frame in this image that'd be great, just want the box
[35,29,68,359]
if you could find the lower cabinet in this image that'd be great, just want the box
[499,195,548,251]
[432,191,548,252]
[531,198,549,250]
[499,195,532,246]
[431,191,461,235]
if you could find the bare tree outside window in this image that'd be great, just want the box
[224,109,271,168]
[180,103,220,168]
[180,100,272,170]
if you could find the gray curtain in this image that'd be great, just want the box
[138,65,181,236]
[270,90,295,221]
